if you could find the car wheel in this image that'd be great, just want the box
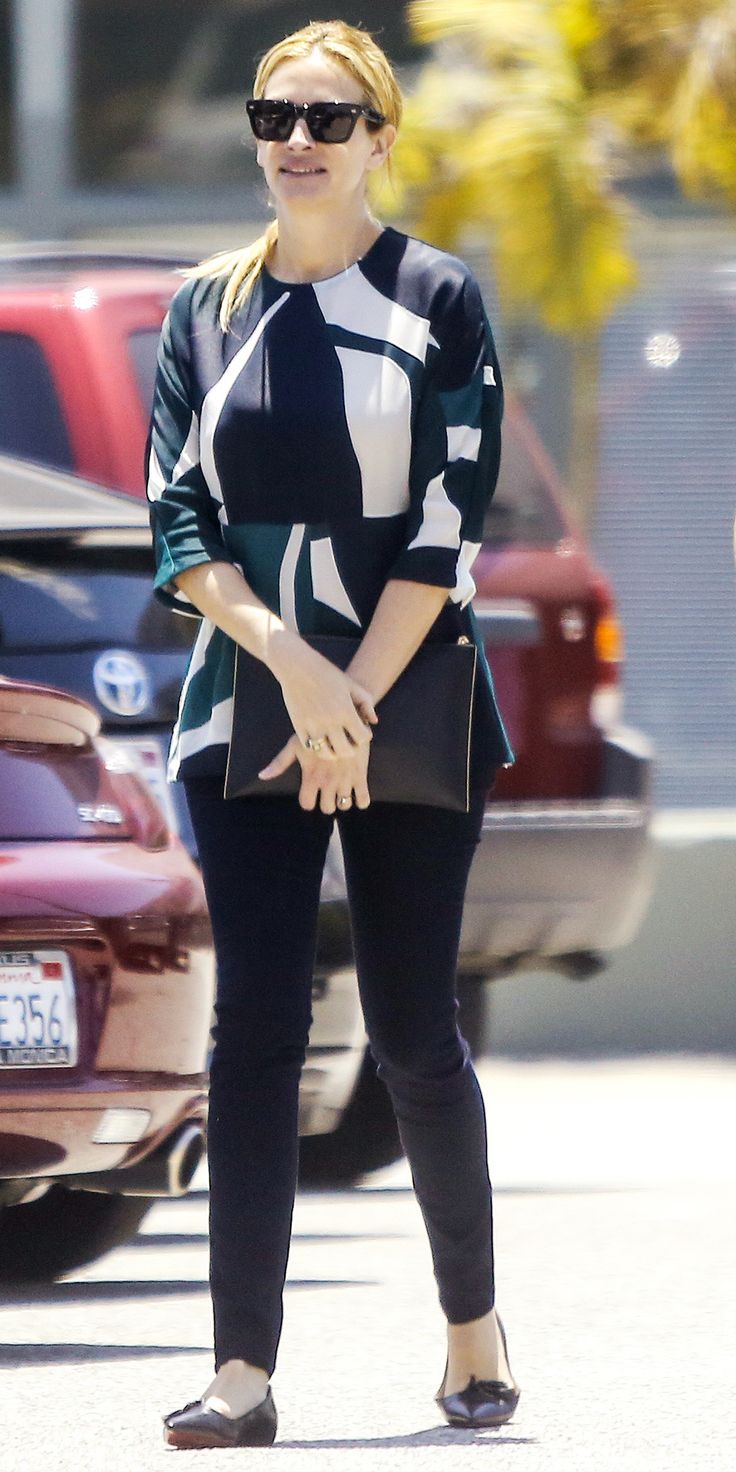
[298,978,491,1188]
[0,1185,153,1283]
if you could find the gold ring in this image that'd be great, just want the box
[337,795,351,808]
[305,736,325,752]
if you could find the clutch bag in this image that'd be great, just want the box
[224,634,477,811]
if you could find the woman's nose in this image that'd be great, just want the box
[287,117,314,148]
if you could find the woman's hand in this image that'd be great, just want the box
[259,637,377,810]
[259,730,372,812]
[269,638,378,757]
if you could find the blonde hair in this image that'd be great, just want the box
[186,20,403,330]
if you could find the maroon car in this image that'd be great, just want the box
[0,677,213,1281]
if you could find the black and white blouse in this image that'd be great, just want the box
[147,224,514,783]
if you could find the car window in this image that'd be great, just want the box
[0,747,134,840]
[128,327,161,417]
[485,418,566,546]
[0,543,194,650]
[0,334,74,471]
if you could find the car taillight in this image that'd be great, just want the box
[99,741,170,850]
[590,582,625,729]
[595,612,625,671]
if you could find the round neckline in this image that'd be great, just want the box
[262,225,392,288]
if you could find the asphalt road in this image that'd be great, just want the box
[2,1054,734,1472]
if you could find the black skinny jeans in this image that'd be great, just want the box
[184,778,496,1378]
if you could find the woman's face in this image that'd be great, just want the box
[255,50,395,212]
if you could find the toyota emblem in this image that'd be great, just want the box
[93,650,150,717]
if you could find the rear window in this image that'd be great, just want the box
[0,334,74,471]
[0,543,193,651]
[485,418,566,546]
[0,746,132,840]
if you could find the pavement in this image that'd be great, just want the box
[2,1053,735,1472]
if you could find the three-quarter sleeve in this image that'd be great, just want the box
[146,280,232,614]
[388,268,503,606]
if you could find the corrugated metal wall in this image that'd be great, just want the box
[592,223,736,808]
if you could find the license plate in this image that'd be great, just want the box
[0,950,78,1067]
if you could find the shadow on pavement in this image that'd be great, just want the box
[126,1232,208,1247]
[358,1182,641,1196]
[0,1343,210,1366]
[0,1277,375,1307]
[276,1430,536,1449]
[130,1230,406,1248]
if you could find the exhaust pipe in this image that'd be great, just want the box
[65,1120,206,1198]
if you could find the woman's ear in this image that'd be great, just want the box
[367,123,397,173]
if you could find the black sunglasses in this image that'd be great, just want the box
[246,98,386,144]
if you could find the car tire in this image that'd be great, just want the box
[298,977,491,1188]
[0,1184,153,1283]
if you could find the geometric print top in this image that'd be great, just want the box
[147,225,515,782]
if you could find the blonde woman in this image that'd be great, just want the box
[148,19,518,1450]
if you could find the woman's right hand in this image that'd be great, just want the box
[268,635,378,758]
[259,728,373,812]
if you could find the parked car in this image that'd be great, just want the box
[0,674,214,1282]
[0,250,185,495]
[0,457,368,1179]
[0,252,655,1183]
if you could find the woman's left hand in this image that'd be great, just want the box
[258,732,372,812]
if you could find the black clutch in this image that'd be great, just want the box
[224,634,478,811]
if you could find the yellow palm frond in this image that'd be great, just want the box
[576,0,721,139]
[670,4,736,204]
[552,0,603,56]
[396,2,638,331]
[397,2,735,328]
[409,0,581,78]
[463,105,637,330]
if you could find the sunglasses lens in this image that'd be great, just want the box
[308,104,355,143]
[250,102,294,140]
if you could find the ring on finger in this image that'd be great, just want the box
[304,735,327,753]
[337,794,352,809]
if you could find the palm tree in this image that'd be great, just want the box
[378,0,736,525]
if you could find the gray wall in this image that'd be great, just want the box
[592,221,736,808]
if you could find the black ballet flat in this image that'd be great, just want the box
[162,1387,277,1449]
[436,1373,520,1428]
[436,1316,520,1429]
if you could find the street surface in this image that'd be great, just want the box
[2,1054,735,1472]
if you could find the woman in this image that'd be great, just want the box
[148,19,518,1450]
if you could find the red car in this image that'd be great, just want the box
[0,676,213,1281]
